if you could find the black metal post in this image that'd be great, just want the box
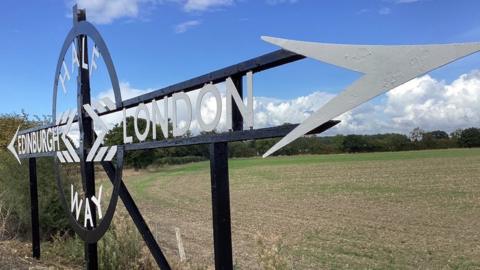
[73,6,98,270]
[28,158,40,259]
[208,74,243,270]
[101,161,171,270]
[209,142,233,270]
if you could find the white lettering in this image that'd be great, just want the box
[70,184,83,221]
[134,103,150,142]
[90,45,100,78]
[123,108,133,144]
[152,98,169,139]
[90,185,103,219]
[59,61,70,94]
[84,198,93,228]
[196,83,222,132]
[172,92,192,137]
[81,36,88,70]
[226,71,254,130]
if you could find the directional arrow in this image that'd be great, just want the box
[83,97,117,162]
[61,110,80,163]
[261,36,480,157]
[8,126,21,164]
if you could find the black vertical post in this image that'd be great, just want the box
[209,75,243,270]
[73,6,98,270]
[209,142,233,270]
[29,158,40,259]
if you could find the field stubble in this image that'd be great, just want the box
[122,149,480,269]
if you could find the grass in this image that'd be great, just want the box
[118,148,480,269]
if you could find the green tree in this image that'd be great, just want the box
[342,135,373,153]
[409,127,424,142]
[450,129,463,146]
[459,128,480,147]
[426,130,449,140]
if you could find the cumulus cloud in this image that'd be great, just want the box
[330,70,480,135]
[72,0,156,24]
[183,0,234,12]
[70,0,303,23]
[253,92,334,128]
[174,20,201,33]
[382,71,480,133]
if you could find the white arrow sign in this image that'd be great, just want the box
[261,36,480,157]
[58,110,80,163]
[7,126,21,164]
[83,97,117,162]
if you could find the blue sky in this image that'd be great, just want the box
[1,0,480,134]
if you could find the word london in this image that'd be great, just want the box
[123,72,254,143]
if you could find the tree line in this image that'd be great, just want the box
[105,117,480,170]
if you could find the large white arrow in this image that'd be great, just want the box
[7,126,21,164]
[261,36,480,157]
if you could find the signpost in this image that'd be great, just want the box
[6,5,480,270]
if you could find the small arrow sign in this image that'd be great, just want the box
[84,97,117,162]
[8,126,21,164]
[61,110,80,163]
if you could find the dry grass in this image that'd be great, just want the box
[120,149,480,269]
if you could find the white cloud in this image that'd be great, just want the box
[73,0,155,24]
[378,7,391,15]
[183,0,234,12]
[356,8,370,15]
[330,70,480,135]
[70,0,302,23]
[394,0,421,4]
[266,0,298,5]
[253,92,334,128]
[254,70,480,135]
[381,71,480,133]
[174,20,201,33]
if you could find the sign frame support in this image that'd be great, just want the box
[210,142,233,270]
[29,158,40,259]
[17,9,340,267]
[73,6,98,269]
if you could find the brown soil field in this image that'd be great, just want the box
[113,149,480,269]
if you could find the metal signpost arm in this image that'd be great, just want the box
[14,49,305,138]
[73,6,98,269]
[28,158,40,259]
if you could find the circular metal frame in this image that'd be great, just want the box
[52,21,123,243]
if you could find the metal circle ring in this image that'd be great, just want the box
[52,21,123,243]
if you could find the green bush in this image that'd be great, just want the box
[0,114,69,239]
[0,151,70,239]
[45,211,156,270]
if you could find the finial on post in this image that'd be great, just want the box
[72,4,86,25]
